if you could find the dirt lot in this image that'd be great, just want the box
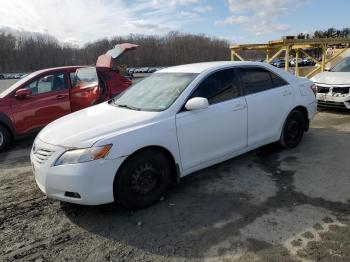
[1,110,350,262]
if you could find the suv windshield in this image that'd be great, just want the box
[330,57,350,72]
[112,73,198,111]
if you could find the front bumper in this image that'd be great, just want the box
[316,84,350,109]
[317,94,350,109]
[31,138,125,205]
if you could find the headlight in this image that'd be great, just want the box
[54,144,112,166]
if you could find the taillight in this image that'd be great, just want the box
[310,84,317,97]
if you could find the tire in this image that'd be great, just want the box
[280,110,305,149]
[0,125,12,152]
[115,149,171,209]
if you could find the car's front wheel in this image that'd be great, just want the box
[280,109,305,148]
[115,149,171,209]
[0,125,11,152]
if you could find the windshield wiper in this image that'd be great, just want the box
[116,104,142,111]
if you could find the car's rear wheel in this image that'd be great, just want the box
[0,125,11,152]
[115,149,171,209]
[280,110,305,148]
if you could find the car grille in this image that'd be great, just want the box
[317,86,330,93]
[32,147,54,165]
[317,85,350,95]
[332,87,350,95]
[317,100,347,108]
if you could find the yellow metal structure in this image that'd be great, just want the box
[230,37,350,78]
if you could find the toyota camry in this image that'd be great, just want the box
[31,61,317,209]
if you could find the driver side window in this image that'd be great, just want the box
[189,68,240,105]
[25,73,66,95]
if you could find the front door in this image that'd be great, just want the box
[176,68,248,171]
[11,72,71,134]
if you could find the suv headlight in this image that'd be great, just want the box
[54,144,112,166]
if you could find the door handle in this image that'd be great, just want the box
[233,104,246,111]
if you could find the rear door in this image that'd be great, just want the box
[69,67,100,112]
[11,72,70,134]
[238,66,294,146]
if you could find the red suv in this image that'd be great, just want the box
[0,44,138,151]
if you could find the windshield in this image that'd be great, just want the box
[112,72,198,111]
[330,57,350,72]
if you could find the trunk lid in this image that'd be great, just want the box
[96,43,139,69]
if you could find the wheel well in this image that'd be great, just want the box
[113,145,180,202]
[292,106,309,131]
[0,121,13,140]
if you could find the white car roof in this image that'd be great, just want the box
[158,61,259,73]
[157,61,302,84]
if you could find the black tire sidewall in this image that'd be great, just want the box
[116,150,171,209]
[0,125,11,152]
[282,110,305,148]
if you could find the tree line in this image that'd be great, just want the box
[0,31,230,73]
[0,27,349,73]
[297,27,350,39]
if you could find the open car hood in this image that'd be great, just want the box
[96,43,139,69]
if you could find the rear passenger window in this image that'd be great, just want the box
[240,67,288,95]
[190,68,240,104]
[270,72,288,87]
[240,68,273,95]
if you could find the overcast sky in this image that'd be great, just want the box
[0,0,349,45]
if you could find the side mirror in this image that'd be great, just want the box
[15,88,32,98]
[185,97,209,111]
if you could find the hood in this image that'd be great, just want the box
[311,71,350,85]
[96,43,139,69]
[38,102,158,148]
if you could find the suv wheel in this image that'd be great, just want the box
[0,125,12,152]
[115,149,171,209]
[280,110,305,148]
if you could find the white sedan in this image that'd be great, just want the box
[31,61,317,209]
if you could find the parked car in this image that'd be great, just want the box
[0,74,4,79]
[302,58,315,66]
[127,68,135,75]
[142,67,150,73]
[133,68,141,73]
[31,61,317,209]
[311,56,350,109]
[290,58,303,67]
[0,43,138,151]
[147,67,157,73]
[271,58,285,68]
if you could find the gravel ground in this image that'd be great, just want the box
[0,110,350,262]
